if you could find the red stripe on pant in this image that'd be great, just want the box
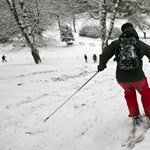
[118,77,150,117]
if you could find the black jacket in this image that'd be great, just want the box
[99,26,150,82]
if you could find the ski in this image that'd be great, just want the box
[126,126,149,150]
[122,124,149,149]
[121,127,136,147]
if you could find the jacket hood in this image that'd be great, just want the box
[119,26,139,39]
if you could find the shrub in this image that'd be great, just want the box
[110,27,121,39]
[60,25,74,46]
[0,34,9,43]
[79,26,121,39]
[79,26,101,38]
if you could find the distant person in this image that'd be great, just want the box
[92,54,97,63]
[2,55,7,62]
[84,54,88,63]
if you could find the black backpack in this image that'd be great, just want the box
[115,36,141,71]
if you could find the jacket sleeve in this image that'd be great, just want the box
[139,40,150,60]
[99,42,115,69]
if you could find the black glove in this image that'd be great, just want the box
[97,64,105,72]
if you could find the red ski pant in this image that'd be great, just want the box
[118,77,150,118]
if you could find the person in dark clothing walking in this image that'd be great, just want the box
[84,54,88,63]
[97,23,150,126]
[2,55,7,62]
[92,54,97,63]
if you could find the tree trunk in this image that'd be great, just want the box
[57,15,61,29]
[137,22,147,39]
[144,32,146,39]
[73,14,76,33]
[104,0,120,47]
[31,50,41,64]
[100,0,107,50]
[23,32,41,64]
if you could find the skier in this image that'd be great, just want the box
[84,54,88,63]
[92,54,97,63]
[97,23,150,127]
[2,55,7,62]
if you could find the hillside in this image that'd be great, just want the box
[1,20,150,150]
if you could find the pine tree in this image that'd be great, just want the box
[60,25,74,46]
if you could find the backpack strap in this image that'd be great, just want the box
[114,38,121,62]
[133,38,141,59]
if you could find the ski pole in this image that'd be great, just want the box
[43,71,99,122]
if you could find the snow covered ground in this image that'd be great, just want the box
[1,26,150,150]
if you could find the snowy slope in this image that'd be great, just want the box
[1,27,150,150]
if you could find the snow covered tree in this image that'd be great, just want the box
[60,25,75,46]
[0,0,20,43]
[0,0,51,45]
[49,0,69,30]
[64,0,87,33]
[6,0,41,64]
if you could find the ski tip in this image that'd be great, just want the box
[43,117,48,123]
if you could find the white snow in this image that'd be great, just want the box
[1,24,150,150]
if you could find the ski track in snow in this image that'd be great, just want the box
[1,60,149,150]
[0,59,125,150]
[1,40,150,149]
[0,59,130,150]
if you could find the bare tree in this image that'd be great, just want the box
[6,0,41,64]
[87,0,121,50]
[128,12,150,38]
[48,0,69,29]
[64,0,87,33]
[124,0,150,38]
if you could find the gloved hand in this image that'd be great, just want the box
[97,64,105,72]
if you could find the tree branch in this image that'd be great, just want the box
[31,0,40,34]
[87,6,101,20]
